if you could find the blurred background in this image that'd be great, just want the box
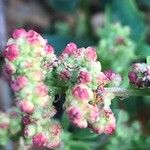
[0,0,150,150]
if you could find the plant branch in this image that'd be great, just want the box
[104,87,150,97]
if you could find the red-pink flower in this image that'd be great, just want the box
[3,44,20,61]
[35,83,48,97]
[11,76,28,92]
[104,122,116,134]
[33,133,48,147]
[44,44,54,54]
[12,28,27,39]
[63,42,81,57]
[78,70,92,84]
[59,70,71,80]
[96,72,108,86]
[47,141,60,149]
[67,106,82,121]
[87,105,99,123]
[72,84,92,101]
[51,124,61,136]
[22,115,31,125]
[19,100,34,114]
[27,30,46,45]
[4,63,16,75]
[85,47,97,61]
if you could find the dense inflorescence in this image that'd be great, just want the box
[56,43,122,134]
[3,29,61,149]
[128,63,150,88]
[3,29,123,149]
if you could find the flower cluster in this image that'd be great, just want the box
[56,43,122,134]
[3,29,123,149]
[128,63,150,88]
[0,108,22,146]
[3,29,61,149]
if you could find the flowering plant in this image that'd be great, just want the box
[2,28,150,149]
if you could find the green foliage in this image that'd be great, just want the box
[102,110,150,150]
[110,0,146,42]
[97,22,135,75]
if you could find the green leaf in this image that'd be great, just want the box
[136,43,150,58]
[111,0,145,41]
[72,128,99,140]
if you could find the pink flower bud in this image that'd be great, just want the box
[3,44,20,61]
[27,30,46,46]
[11,76,28,92]
[96,72,108,86]
[72,84,93,101]
[44,44,54,54]
[104,122,116,134]
[51,124,61,136]
[35,83,48,97]
[85,47,97,61]
[47,140,60,149]
[33,133,48,147]
[67,107,82,121]
[19,100,34,114]
[64,42,77,55]
[59,70,71,80]
[128,71,137,84]
[4,63,16,75]
[87,105,99,123]
[12,28,27,39]
[78,70,92,84]
[22,115,31,125]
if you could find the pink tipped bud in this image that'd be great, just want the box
[11,76,28,92]
[78,70,92,84]
[19,100,34,114]
[59,70,71,80]
[128,71,137,84]
[64,42,77,55]
[72,84,93,101]
[4,63,16,75]
[35,83,48,97]
[51,124,61,136]
[47,141,60,149]
[3,44,20,61]
[45,44,54,54]
[87,105,99,123]
[85,47,97,61]
[22,115,31,125]
[33,133,48,147]
[96,72,108,86]
[104,122,116,134]
[27,30,46,46]
[12,28,27,39]
[67,107,82,121]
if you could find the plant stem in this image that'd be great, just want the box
[104,87,150,97]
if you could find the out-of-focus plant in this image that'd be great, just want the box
[0,108,22,146]
[103,110,150,150]
[97,22,135,74]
